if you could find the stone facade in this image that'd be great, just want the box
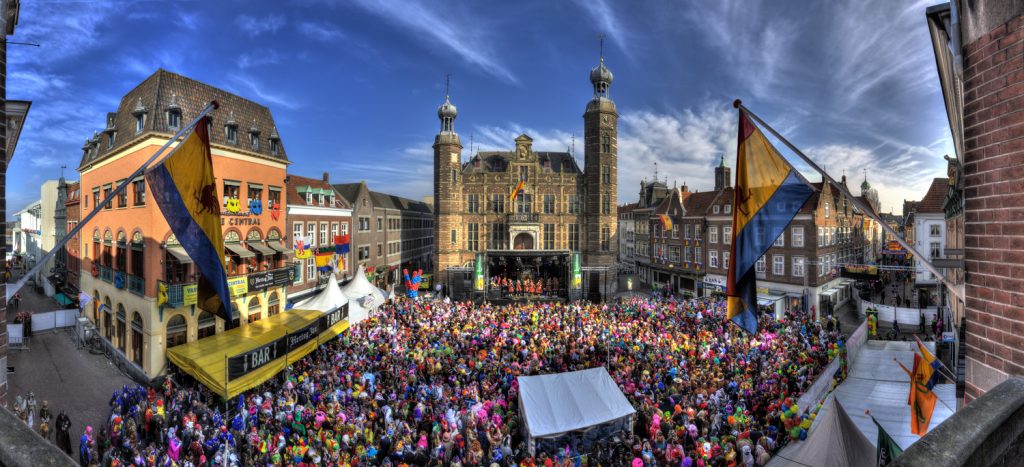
[0,0,21,407]
[433,57,619,297]
[960,6,1024,401]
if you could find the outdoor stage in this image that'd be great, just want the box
[483,250,573,301]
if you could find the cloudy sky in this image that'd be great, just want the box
[9,0,952,217]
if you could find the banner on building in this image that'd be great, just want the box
[183,284,198,306]
[227,276,248,297]
[248,268,295,292]
[227,304,347,381]
[473,253,485,291]
[572,252,582,289]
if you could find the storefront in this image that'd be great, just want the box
[756,293,785,320]
[703,274,726,297]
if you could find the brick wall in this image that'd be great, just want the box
[962,13,1024,402]
[0,16,8,408]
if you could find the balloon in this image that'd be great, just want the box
[791,404,799,413]
[810,413,817,420]
[789,427,801,439]
[780,414,787,422]
[799,428,807,440]
[800,419,812,429]
[728,416,735,425]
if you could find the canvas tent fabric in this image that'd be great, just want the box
[767,396,875,467]
[517,367,635,439]
[293,273,348,313]
[342,265,386,326]
[166,308,348,399]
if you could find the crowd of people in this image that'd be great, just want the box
[11,391,75,456]
[88,295,843,466]
[489,276,561,298]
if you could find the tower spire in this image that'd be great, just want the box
[598,33,605,63]
[445,73,451,98]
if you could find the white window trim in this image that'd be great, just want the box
[773,255,785,275]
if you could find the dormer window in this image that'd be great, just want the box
[250,132,259,150]
[306,192,312,204]
[713,205,720,214]
[724,204,732,214]
[135,114,145,133]
[270,139,279,155]
[329,195,335,205]
[167,109,181,131]
[318,194,324,206]
[107,132,116,149]
[225,125,237,144]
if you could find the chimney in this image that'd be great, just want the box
[323,172,330,182]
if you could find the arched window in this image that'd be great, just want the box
[130,312,143,366]
[116,231,127,272]
[164,234,192,284]
[103,296,113,338]
[116,304,127,352]
[197,311,216,339]
[166,315,187,348]
[247,296,262,323]
[267,292,280,317]
[130,232,145,294]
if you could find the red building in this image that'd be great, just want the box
[285,173,352,304]
[64,181,81,294]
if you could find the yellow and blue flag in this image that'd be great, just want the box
[727,111,815,334]
[914,335,943,390]
[510,180,525,203]
[146,116,233,328]
[658,214,673,231]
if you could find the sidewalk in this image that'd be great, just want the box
[5,270,66,323]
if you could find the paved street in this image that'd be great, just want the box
[7,329,132,456]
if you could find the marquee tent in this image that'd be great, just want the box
[767,396,875,467]
[517,367,635,455]
[341,265,386,326]
[293,273,348,313]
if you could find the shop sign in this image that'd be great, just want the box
[228,276,248,297]
[703,275,726,287]
[183,284,197,306]
[248,268,294,292]
[227,304,348,381]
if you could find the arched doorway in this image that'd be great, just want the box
[166,315,187,348]
[103,297,113,338]
[130,312,143,366]
[267,292,280,317]
[513,232,534,250]
[197,311,216,339]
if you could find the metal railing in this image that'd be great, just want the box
[128,274,145,296]
[100,265,113,283]
[166,282,189,308]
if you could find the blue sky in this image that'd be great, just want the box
[9,0,951,217]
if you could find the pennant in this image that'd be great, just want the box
[294,235,313,260]
[145,116,233,328]
[726,111,815,334]
[335,234,350,254]
[78,291,93,309]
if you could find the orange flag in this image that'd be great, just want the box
[909,353,937,435]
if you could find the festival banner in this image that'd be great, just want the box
[572,252,582,289]
[474,253,485,291]
[227,276,248,297]
[227,304,347,381]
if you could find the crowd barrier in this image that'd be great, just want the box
[795,320,867,416]
[858,300,938,326]
[28,308,80,333]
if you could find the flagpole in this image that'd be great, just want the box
[732,100,963,304]
[6,101,220,302]
[914,334,958,383]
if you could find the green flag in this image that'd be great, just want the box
[871,416,903,466]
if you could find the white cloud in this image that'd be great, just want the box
[297,21,344,42]
[226,75,303,111]
[805,144,942,214]
[237,49,283,69]
[350,0,517,84]
[175,10,200,31]
[236,14,286,37]
[11,2,110,66]
[571,0,631,57]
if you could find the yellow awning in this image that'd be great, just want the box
[166,308,348,399]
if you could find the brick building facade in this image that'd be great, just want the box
[939,1,1024,401]
[285,173,351,302]
[64,181,81,296]
[78,69,291,377]
[433,56,618,297]
[334,181,433,290]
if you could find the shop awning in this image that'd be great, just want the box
[166,246,194,264]
[166,308,349,399]
[225,243,255,258]
[248,243,276,256]
[757,294,784,306]
[267,241,289,253]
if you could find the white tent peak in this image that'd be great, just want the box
[767,396,874,467]
[293,273,348,313]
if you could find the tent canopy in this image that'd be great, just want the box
[166,308,348,399]
[342,265,386,326]
[767,396,875,467]
[518,367,635,439]
[294,273,348,312]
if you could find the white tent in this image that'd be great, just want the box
[341,265,386,326]
[767,396,875,467]
[293,273,348,313]
[517,367,636,455]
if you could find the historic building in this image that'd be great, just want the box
[78,69,291,377]
[912,178,950,307]
[64,181,82,297]
[617,203,636,275]
[433,55,619,298]
[634,176,672,289]
[334,181,434,290]
[285,172,352,302]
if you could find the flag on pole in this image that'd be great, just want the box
[899,353,937,436]
[145,116,233,328]
[914,335,944,389]
[726,111,815,334]
[658,214,673,231]
[315,248,333,273]
[870,414,903,465]
[334,234,350,254]
[510,180,525,202]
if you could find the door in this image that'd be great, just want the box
[513,233,534,250]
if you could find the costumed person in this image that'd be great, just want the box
[79,426,93,467]
[56,410,73,454]
[38,400,52,440]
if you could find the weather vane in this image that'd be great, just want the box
[445,73,451,97]
[597,33,605,61]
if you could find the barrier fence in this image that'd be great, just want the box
[795,320,867,417]
[859,300,938,326]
